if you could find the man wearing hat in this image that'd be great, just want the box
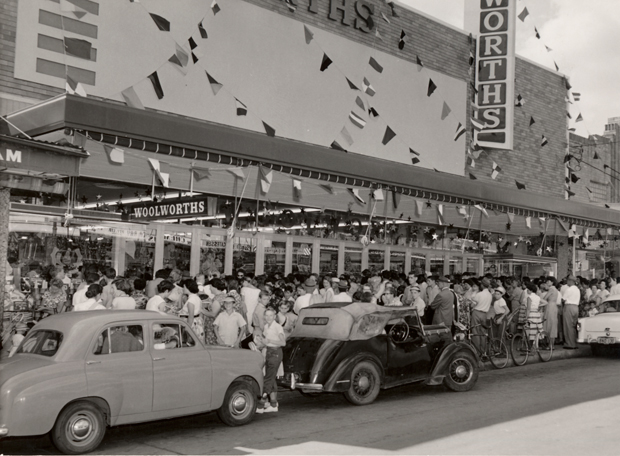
[293,276,318,315]
[331,278,353,303]
[561,275,581,349]
[429,277,457,327]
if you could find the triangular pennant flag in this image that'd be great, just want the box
[104,145,124,164]
[410,148,420,156]
[363,77,375,96]
[375,28,383,41]
[416,55,424,68]
[381,12,390,23]
[66,75,87,97]
[372,188,384,201]
[121,87,144,109]
[474,204,489,217]
[284,0,296,12]
[293,179,302,199]
[411,157,420,165]
[349,111,366,129]
[206,72,223,96]
[573,92,581,101]
[198,20,208,38]
[368,107,379,118]
[554,61,559,71]
[545,45,552,52]
[491,162,502,180]
[148,157,170,187]
[348,188,366,204]
[456,206,468,217]
[320,53,333,71]
[525,216,531,229]
[171,43,189,66]
[593,151,600,160]
[211,0,220,15]
[515,94,524,107]
[331,140,346,151]
[260,166,273,194]
[427,79,437,97]
[556,218,568,232]
[228,168,245,179]
[515,180,526,190]
[304,25,314,44]
[564,78,572,90]
[64,37,92,59]
[468,51,474,66]
[346,77,359,90]
[188,37,198,50]
[382,126,396,145]
[319,184,334,194]
[392,190,401,210]
[471,117,485,131]
[147,71,164,99]
[441,102,451,120]
[415,200,423,216]
[571,174,580,184]
[541,135,549,147]
[263,122,276,137]
[469,172,477,180]
[341,126,354,146]
[529,116,535,127]
[567,111,572,119]
[576,113,583,122]
[149,13,170,31]
[168,53,184,69]
[191,52,199,64]
[454,123,466,141]
[535,27,540,39]
[60,0,87,18]
[355,96,365,111]
[398,30,406,50]
[235,98,247,116]
[507,212,515,223]
[518,7,529,22]
[568,128,576,132]
[369,56,383,73]
[387,1,399,17]
[192,167,211,180]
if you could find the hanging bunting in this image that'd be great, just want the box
[525,216,532,229]
[454,123,466,141]
[382,126,396,145]
[319,184,334,194]
[372,188,384,201]
[341,126,354,146]
[471,117,485,131]
[349,111,366,129]
[262,122,276,137]
[368,107,379,118]
[541,135,549,147]
[474,204,489,217]
[346,77,359,91]
[554,61,559,71]
[387,1,399,17]
[469,172,477,180]
[369,57,383,73]
[235,99,247,116]
[571,174,580,184]
[381,12,390,23]
[206,72,222,95]
[66,75,87,97]
[545,45,552,52]
[363,77,376,96]
[348,188,366,204]
[192,167,211,180]
[410,148,420,165]
[456,206,468,217]
[392,190,401,210]
[515,94,524,107]
[259,166,273,194]
[320,53,333,71]
[149,13,171,31]
[191,52,199,63]
[211,0,220,15]
[518,7,529,22]
[228,168,245,180]
[515,180,526,190]
[104,145,124,164]
[535,27,540,39]
[355,96,365,111]
[529,116,536,127]
[427,79,437,97]
[593,152,600,160]
[304,25,314,44]
[375,29,383,41]
[293,179,302,199]
[507,212,515,223]
[148,157,170,187]
[415,200,423,216]
[576,113,583,122]
[60,0,87,19]
[147,71,164,99]
[440,102,451,120]
[331,140,346,151]
[64,37,92,59]
[121,87,144,109]
[573,92,581,101]
[491,162,501,180]
[198,20,208,39]
[416,55,424,68]
[398,30,406,50]
[283,0,296,12]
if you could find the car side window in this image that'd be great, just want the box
[152,323,197,349]
[94,325,144,355]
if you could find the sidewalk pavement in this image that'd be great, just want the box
[480,343,592,371]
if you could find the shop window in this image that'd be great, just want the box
[318,244,337,274]
[163,231,192,276]
[344,247,362,275]
[448,256,462,275]
[429,255,445,276]
[264,240,286,275]
[466,258,479,275]
[201,234,226,277]
[293,242,313,274]
[233,236,257,274]
[390,250,405,274]
[368,249,385,275]
[411,254,425,275]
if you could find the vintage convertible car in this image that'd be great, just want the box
[577,294,620,356]
[279,302,479,405]
[0,310,264,454]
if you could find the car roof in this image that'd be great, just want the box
[603,294,620,303]
[33,310,177,333]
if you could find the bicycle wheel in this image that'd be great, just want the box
[511,333,529,366]
[536,331,553,362]
[489,338,509,369]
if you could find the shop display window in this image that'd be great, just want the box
[389,250,405,274]
[368,249,385,275]
[429,255,445,276]
[318,244,338,274]
[411,254,425,275]
[200,234,226,277]
[163,231,192,276]
[233,237,257,274]
[264,240,286,276]
[344,247,362,275]
[293,242,313,274]
[448,256,462,275]
[466,258,479,276]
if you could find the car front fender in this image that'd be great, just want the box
[323,352,384,392]
[426,342,479,385]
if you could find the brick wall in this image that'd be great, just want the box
[568,133,612,205]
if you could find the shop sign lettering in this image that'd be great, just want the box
[472,0,516,150]
[0,148,22,164]
[304,0,375,33]
[133,200,206,219]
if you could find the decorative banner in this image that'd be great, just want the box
[147,71,164,99]
[149,13,171,31]
[320,53,332,71]
[66,75,87,97]
[382,126,396,145]
[121,87,144,109]
[228,168,245,179]
[467,0,517,150]
[525,216,531,229]
[362,78,375,96]
[369,56,383,73]
[415,199,423,216]
[147,157,170,187]
[293,179,302,199]
[104,144,124,164]
[454,123,466,141]
[198,20,208,38]
[372,188,384,201]
[64,37,92,59]
[304,25,314,44]
[260,166,273,193]
[348,188,366,204]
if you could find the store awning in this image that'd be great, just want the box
[5,94,620,228]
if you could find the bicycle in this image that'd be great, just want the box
[510,320,553,365]
[455,321,509,369]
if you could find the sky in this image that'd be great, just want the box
[399,0,620,138]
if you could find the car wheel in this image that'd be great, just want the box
[344,361,381,406]
[443,351,479,392]
[51,401,106,455]
[217,380,257,426]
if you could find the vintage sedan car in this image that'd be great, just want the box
[0,310,264,454]
[279,302,479,405]
[577,294,620,356]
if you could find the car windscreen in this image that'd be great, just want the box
[16,330,63,357]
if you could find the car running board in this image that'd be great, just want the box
[425,375,445,386]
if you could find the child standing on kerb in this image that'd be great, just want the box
[255,308,286,413]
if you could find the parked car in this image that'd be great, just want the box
[279,302,479,405]
[0,310,264,454]
[577,294,620,356]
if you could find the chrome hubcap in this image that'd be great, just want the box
[455,365,468,378]
[70,417,91,441]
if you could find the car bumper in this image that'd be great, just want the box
[0,427,8,437]
[289,375,324,392]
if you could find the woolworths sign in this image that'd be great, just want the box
[132,199,207,220]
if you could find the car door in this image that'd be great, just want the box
[150,321,212,412]
[85,323,153,416]
[386,314,431,382]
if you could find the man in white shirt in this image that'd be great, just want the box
[331,279,353,303]
[561,275,581,349]
[213,297,246,347]
[470,278,493,351]
[241,274,261,328]
[609,277,620,296]
[294,276,317,315]
[72,273,99,307]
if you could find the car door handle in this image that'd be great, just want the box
[153,357,166,361]
[86,361,101,365]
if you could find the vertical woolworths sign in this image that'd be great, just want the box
[467,0,516,150]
